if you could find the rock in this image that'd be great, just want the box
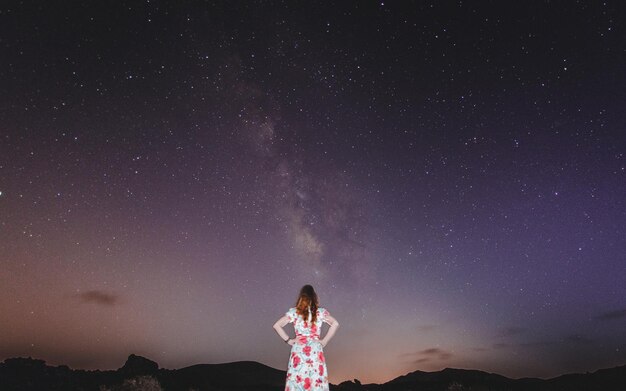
[119,354,158,376]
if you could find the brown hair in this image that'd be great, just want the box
[295,284,319,324]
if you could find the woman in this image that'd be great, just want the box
[273,285,340,391]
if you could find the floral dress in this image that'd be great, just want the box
[284,307,331,391]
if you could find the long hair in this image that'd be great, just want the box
[295,284,319,324]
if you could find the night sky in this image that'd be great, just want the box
[1,1,625,385]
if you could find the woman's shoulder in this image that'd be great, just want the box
[285,307,297,320]
[317,307,330,315]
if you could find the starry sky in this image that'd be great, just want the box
[1,0,625,385]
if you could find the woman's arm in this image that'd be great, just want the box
[320,314,340,347]
[273,315,294,345]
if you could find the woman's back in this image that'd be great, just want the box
[285,307,331,338]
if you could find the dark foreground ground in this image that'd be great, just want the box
[1,353,625,391]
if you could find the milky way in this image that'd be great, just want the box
[1,1,625,384]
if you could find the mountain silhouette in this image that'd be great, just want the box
[1,354,624,390]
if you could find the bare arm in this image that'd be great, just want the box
[273,315,295,345]
[320,314,340,347]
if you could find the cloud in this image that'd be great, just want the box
[417,324,438,333]
[520,340,556,348]
[497,326,526,337]
[77,290,119,306]
[401,347,453,363]
[563,334,594,345]
[596,309,626,321]
[418,348,453,361]
[493,340,557,350]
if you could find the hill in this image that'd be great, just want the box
[1,354,624,390]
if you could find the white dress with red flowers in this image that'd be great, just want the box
[284,307,330,391]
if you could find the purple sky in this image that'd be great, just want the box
[1,1,625,384]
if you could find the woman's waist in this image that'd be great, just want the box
[295,334,320,340]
